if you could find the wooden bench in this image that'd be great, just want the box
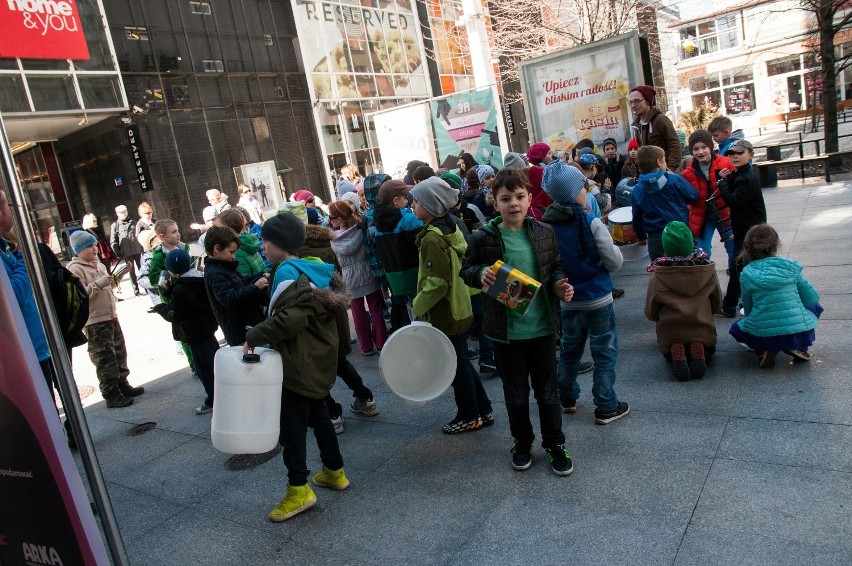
[754,150,852,183]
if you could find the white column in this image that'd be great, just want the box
[461,0,495,88]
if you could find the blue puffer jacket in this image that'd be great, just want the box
[737,257,819,337]
[632,170,698,238]
[1,240,50,361]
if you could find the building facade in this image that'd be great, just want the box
[672,0,852,132]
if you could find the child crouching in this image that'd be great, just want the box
[645,221,722,381]
[729,224,821,368]
[244,212,350,522]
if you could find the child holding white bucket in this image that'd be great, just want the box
[461,168,575,475]
[409,176,493,434]
[244,212,351,522]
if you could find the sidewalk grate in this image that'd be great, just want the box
[224,446,281,471]
[127,422,157,436]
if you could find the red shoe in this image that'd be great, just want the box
[670,343,690,381]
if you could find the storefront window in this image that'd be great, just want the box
[689,69,756,115]
[765,54,821,113]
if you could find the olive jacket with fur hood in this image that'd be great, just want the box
[245,257,349,399]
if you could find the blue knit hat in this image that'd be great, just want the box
[165,249,191,275]
[476,165,495,183]
[70,230,98,255]
[542,160,586,205]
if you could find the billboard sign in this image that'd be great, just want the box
[290,0,429,100]
[0,0,91,60]
[431,87,504,170]
[519,32,646,154]
[371,103,436,179]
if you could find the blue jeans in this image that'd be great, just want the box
[696,216,734,266]
[557,304,620,411]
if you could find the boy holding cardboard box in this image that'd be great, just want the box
[461,168,575,475]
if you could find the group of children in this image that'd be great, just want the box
[63,111,821,525]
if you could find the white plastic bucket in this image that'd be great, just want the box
[379,321,456,402]
[211,346,283,454]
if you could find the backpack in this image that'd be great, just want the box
[38,244,89,348]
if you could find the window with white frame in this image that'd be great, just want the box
[202,59,225,73]
[689,68,757,115]
[679,15,740,60]
[766,53,820,113]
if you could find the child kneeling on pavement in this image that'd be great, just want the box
[461,167,575,475]
[244,212,351,522]
[644,221,722,381]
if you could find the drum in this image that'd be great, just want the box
[607,207,638,245]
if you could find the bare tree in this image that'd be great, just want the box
[801,0,852,153]
[488,0,642,101]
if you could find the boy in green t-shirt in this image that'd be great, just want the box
[461,168,575,475]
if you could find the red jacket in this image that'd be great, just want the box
[680,154,732,236]
[527,165,553,221]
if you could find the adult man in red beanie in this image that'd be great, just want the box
[629,85,682,171]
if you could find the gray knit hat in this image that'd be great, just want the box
[688,129,714,151]
[542,160,586,205]
[503,152,526,169]
[261,211,306,255]
[70,230,98,255]
[409,176,458,216]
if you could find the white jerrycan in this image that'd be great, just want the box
[211,346,283,454]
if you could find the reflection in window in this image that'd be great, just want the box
[0,76,30,112]
[679,16,740,60]
[27,76,79,111]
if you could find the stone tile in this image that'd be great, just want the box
[718,418,852,472]
[105,481,187,543]
[455,498,685,565]
[117,437,234,505]
[89,426,195,481]
[692,459,852,550]
[124,507,285,566]
[731,370,852,425]
[674,524,852,566]
[792,265,852,294]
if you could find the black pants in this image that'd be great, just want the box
[448,333,492,421]
[187,337,218,405]
[389,293,412,334]
[281,389,344,486]
[723,237,745,311]
[493,334,565,449]
[325,357,373,419]
[125,253,141,292]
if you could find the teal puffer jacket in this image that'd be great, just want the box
[737,257,819,337]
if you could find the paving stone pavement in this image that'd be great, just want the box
[69,180,852,565]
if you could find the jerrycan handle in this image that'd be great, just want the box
[242,347,261,364]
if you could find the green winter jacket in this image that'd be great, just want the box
[236,232,267,278]
[737,256,819,337]
[244,263,349,399]
[412,215,473,336]
[148,242,190,302]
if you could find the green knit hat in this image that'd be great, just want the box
[662,221,694,257]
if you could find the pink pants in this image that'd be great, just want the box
[350,289,388,353]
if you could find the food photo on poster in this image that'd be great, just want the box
[291,0,429,101]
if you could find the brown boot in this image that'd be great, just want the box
[104,389,133,408]
[119,380,145,397]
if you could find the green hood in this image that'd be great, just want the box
[239,232,261,255]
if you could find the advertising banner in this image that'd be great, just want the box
[431,87,504,170]
[0,0,90,60]
[0,264,108,565]
[371,103,436,179]
[290,0,430,100]
[238,161,283,217]
[519,33,646,154]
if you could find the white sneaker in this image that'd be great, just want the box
[350,398,379,417]
[331,415,344,435]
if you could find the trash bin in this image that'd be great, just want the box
[760,145,780,188]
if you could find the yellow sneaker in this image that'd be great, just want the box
[268,483,317,522]
[311,466,351,491]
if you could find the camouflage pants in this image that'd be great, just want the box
[84,320,130,397]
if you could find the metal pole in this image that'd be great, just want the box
[0,112,129,566]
